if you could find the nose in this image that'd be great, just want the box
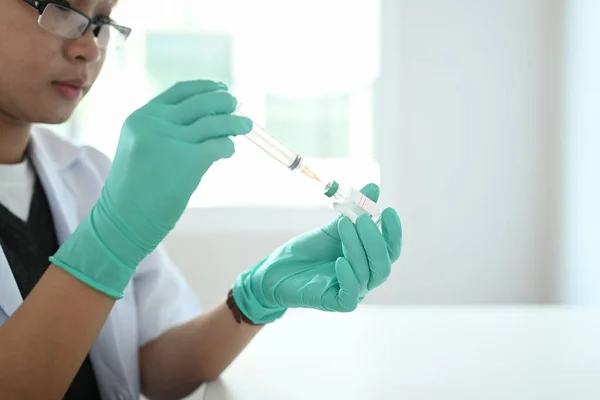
[63,25,103,64]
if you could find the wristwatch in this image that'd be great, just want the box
[226,288,262,326]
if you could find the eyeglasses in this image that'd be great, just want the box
[23,0,131,50]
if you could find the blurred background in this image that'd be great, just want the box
[50,0,599,308]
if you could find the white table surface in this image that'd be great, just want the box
[202,305,600,400]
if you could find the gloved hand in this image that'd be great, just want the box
[50,80,252,299]
[232,183,402,324]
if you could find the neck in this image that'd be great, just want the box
[0,111,32,164]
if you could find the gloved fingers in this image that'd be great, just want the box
[355,214,392,291]
[334,257,360,312]
[319,214,343,240]
[194,137,236,161]
[152,80,228,105]
[184,114,253,143]
[381,207,402,262]
[338,216,370,291]
[359,183,380,203]
[166,90,238,126]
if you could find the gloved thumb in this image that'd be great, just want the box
[360,183,380,203]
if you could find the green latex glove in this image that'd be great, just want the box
[232,183,403,324]
[50,80,252,299]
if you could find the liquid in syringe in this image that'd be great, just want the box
[236,110,321,181]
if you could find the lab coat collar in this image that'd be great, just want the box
[30,125,84,172]
[0,127,82,316]
[28,127,83,249]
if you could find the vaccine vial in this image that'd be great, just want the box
[323,180,382,226]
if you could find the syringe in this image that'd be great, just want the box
[236,110,321,182]
[236,110,383,225]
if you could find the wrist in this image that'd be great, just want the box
[91,198,152,269]
[231,270,287,325]
[49,206,138,299]
[226,289,261,325]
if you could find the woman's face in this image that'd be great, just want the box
[0,0,113,125]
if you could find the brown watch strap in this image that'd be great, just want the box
[227,288,261,325]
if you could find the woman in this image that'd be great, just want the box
[0,0,402,399]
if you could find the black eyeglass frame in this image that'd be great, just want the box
[22,0,132,44]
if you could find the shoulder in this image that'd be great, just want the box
[31,125,113,179]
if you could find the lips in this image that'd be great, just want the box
[53,78,87,89]
[52,82,86,100]
[51,77,90,100]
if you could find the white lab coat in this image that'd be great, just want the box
[0,127,202,400]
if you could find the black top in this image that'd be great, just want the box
[0,165,102,400]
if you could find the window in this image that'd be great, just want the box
[60,0,381,208]
[145,32,234,92]
[264,93,351,158]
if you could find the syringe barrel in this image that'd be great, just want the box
[240,113,302,171]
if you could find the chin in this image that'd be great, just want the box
[34,112,74,125]
[32,102,79,125]
[46,112,74,125]
[31,86,87,125]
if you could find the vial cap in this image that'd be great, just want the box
[324,180,339,197]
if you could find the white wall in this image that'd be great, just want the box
[165,0,565,308]
[559,0,600,304]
